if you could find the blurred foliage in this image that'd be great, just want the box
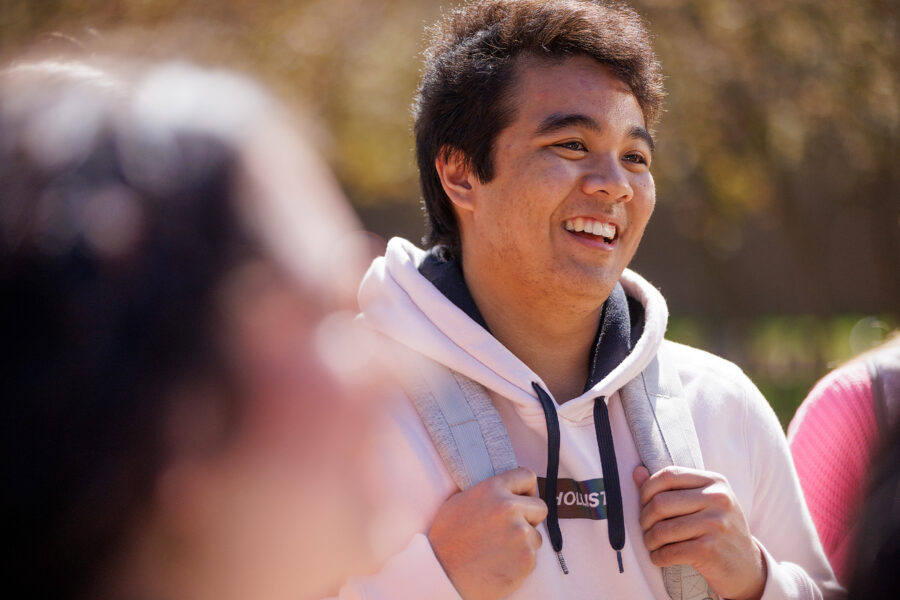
[1,0,440,203]
[644,0,897,221]
[632,0,898,319]
[2,0,898,425]
[668,314,898,427]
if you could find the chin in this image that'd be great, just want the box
[559,270,620,305]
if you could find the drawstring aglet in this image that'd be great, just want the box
[556,550,569,575]
[616,549,624,573]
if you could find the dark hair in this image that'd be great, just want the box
[414,0,664,256]
[0,61,275,598]
[847,421,900,599]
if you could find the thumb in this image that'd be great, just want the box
[495,466,539,497]
[633,465,651,487]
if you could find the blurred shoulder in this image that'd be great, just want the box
[659,338,754,397]
[657,338,780,440]
[658,341,784,501]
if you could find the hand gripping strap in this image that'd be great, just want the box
[620,355,720,600]
[400,353,517,491]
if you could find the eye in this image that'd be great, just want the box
[554,140,587,152]
[623,152,649,166]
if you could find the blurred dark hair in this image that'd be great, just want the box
[847,422,900,599]
[414,0,664,256]
[0,60,283,598]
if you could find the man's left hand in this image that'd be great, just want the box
[633,465,767,600]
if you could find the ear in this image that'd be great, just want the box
[434,147,476,213]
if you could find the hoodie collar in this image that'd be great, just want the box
[358,238,668,424]
[417,247,490,332]
[418,246,642,394]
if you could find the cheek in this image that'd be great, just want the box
[473,155,578,272]
[496,162,572,227]
[201,373,379,599]
[202,325,387,597]
[632,175,656,228]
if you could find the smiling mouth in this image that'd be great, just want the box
[564,218,617,244]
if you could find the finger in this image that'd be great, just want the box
[633,465,651,487]
[638,466,717,507]
[648,535,716,569]
[495,466,539,496]
[642,509,713,552]
[527,523,544,550]
[516,495,550,526]
[639,487,710,530]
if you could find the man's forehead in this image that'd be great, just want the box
[506,54,647,132]
[512,53,635,94]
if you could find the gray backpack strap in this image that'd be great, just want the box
[399,353,517,490]
[620,354,720,600]
[865,346,900,443]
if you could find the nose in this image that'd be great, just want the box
[580,155,632,202]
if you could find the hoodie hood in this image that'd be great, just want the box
[358,237,669,424]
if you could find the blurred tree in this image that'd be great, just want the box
[631,0,899,320]
[1,0,438,206]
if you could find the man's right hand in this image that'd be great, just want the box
[427,467,548,600]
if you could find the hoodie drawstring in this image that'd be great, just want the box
[532,382,568,574]
[594,396,625,573]
[533,383,626,576]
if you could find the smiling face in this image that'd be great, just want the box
[452,54,656,316]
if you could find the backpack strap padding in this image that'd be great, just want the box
[620,354,720,600]
[398,347,717,600]
[401,352,517,491]
[621,354,705,472]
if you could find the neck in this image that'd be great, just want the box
[462,254,608,403]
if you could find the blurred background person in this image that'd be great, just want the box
[0,55,387,599]
[788,335,900,586]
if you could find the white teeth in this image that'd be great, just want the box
[564,218,617,240]
[596,222,616,239]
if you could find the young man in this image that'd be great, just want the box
[344,1,842,598]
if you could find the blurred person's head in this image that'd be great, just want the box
[1,57,380,599]
[414,0,664,258]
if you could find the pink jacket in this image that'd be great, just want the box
[788,361,878,585]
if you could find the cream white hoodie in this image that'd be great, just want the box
[335,237,842,600]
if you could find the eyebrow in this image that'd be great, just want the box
[535,113,601,136]
[534,113,655,152]
[628,126,655,152]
